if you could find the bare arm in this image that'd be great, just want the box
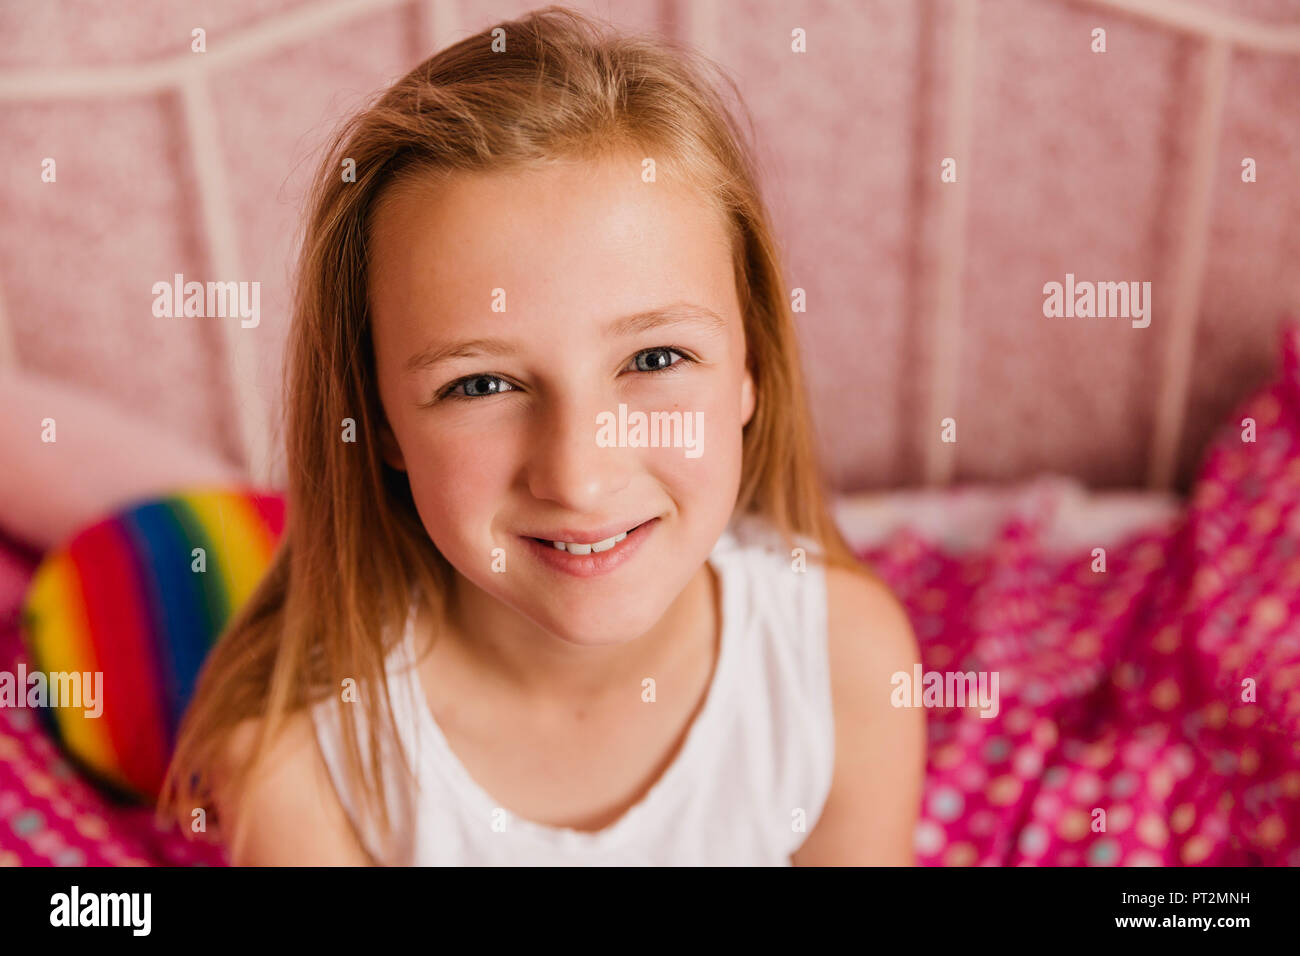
[214,711,376,866]
[791,565,926,866]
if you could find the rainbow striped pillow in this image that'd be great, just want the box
[17,487,285,801]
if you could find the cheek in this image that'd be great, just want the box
[645,381,746,495]
[400,423,516,544]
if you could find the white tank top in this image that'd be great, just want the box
[310,515,835,865]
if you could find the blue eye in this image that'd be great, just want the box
[433,347,693,406]
[443,374,516,400]
[632,347,689,373]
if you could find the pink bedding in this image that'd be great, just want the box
[1,324,1297,866]
[861,323,1300,866]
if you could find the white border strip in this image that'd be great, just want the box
[179,74,270,483]
[1081,0,1300,54]
[924,0,978,487]
[413,0,441,62]
[1147,37,1230,489]
[0,281,14,372]
[681,0,723,63]
[0,0,412,99]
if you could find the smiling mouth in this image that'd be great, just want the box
[528,519,652,555]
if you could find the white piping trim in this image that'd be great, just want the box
[413,0,448,62]
[924,0,978,487]
[1080,0,1300,54]
[0,281,15,371]
[0,0,412,100]
[682,0,723,63]
[179,74,271,484]
[1147,37,1230,489]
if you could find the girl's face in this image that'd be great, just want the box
[368,154,755,646]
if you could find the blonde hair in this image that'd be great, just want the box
[159,4,870,854]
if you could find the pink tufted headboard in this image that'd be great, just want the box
[1,0,1297,496]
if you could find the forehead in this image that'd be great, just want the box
[366,156,738,337]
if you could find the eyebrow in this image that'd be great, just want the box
[403,302,728,374]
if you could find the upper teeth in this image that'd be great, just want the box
[553,531,628,554]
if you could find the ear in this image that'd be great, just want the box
[740,367,756,428]
[378,417,406,472]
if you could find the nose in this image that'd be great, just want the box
[525,394,632,511]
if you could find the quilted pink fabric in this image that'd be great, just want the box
[0,323,1297,866]
[2,1,1298,497]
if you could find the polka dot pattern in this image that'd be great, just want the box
[857,324,1300,866]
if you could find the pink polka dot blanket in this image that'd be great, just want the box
[0,323,1297,866]
[865,323,1300,867]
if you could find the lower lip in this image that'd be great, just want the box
[521,518,659,578]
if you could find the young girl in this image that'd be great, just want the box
[160,5,924,866]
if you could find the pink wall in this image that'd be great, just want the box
[1,0,1297,495]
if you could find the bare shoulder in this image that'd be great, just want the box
[827,565,924,700]
[791,563,926,866]
[214,708,374,866]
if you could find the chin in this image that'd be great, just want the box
[525,594,670,647]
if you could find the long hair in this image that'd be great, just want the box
[158,4,869,854]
